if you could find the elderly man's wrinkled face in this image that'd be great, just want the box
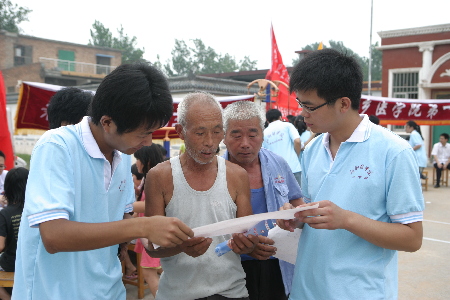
[224,117,263,165]
[181,102,224,165]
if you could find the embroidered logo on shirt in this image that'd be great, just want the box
[349,164,372,179]
[274,174,285,183]
[118,180,126,192]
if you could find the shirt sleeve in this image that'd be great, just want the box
[430,143,438,156]
[25,140,75,227]
[283,163,303,201]
[390,211,423,224]
[287,123,301,141]
[385,147,425,216]
[409,131,423,147]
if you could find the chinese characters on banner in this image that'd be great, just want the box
[359,95,450,125]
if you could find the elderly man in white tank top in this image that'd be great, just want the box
[145,92,258,300]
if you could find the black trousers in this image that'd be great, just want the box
[241,259,288,300]
[434,162,450,184]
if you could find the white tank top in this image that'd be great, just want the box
[156,156,248,300]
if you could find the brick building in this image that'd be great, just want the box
[0,30,122,93]
[378,23,450,152]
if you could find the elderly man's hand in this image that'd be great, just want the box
[276,203,303,232]
[229,233,259,255]
[249,236,276,260]
[180,237,212,258]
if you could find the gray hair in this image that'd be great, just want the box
[223,101,265,132]
[177,91,223,128]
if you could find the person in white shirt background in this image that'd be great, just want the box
[431,133,450,188]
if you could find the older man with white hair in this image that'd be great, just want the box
[146,92,258,300]
[222,100,304,299]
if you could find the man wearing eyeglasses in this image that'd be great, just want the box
[262,109,302,185]
[277,49,424,300]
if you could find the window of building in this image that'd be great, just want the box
[96,54,113,75]
[392,72,419,99]
[14,45,33,66]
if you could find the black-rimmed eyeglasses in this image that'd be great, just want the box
[295,98,329,113]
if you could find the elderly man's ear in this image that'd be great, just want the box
[175,124,185,140]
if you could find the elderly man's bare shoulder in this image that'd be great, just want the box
[148,159,174,186]
[225,160,249,183]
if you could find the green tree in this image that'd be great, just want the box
[239,56,258,71]
[291,40,382,82]
[89,20,146,63]
[161,38,257,76]
[0,0,31,33]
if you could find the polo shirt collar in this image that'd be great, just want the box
[322,114,370,149]
[78,116,121,160]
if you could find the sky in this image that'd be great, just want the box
[12,0,450,70]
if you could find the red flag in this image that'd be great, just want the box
[0,71,14,170]
[15,82,60,132]
[265,24,301,116]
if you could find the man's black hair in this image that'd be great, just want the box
[90,63,173,134]
[441,133,449,140]
[0,150,5,159]
[266,109,282,123]
[47,87,92,129]
[369,115,380,125]
[290,48,363,110]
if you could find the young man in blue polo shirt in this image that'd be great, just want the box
[13,63,194,300]
[279,49,424,300]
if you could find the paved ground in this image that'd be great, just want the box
[398,167,450,300]
[126,167,450,299]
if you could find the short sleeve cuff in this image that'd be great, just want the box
[124,203,133,214]
[390,211,423,224]
[28,209,70,228]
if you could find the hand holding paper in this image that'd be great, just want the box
[193,204,319,238]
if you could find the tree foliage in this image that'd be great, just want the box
[161,39,258,77]
[0,0,31,33]
[89,20,146,63]
[291,40,382,81]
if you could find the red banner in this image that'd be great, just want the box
[265,24,301,117]
[359,95,450,125]
[14,82,255,139]
[0,71,14,169]
[15,82,63,131]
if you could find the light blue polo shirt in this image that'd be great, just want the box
[290,115,424,300]
[408,130,428,168]
[13,117,134,300]
[263,120,301,173]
